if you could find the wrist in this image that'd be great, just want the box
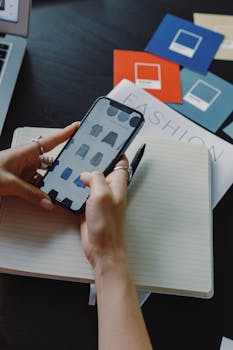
[93,250,138,310]
[93,250,131,281]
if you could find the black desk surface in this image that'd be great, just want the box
[0,1,233,349]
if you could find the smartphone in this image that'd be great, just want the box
[39,96,144,213]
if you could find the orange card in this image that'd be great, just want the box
[113,49,182,103]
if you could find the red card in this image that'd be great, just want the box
[113,49,182,103]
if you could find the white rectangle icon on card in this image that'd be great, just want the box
[134,63,162,90]
[169,29,202,58]
[0,0,19,23]
[220,40,233,50]
[183,79,221,112]
[213,25,233,50]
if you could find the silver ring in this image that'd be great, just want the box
[39,155,54,170]
[113,165,132,182]
[32,136,45,155]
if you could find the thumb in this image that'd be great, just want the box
[10,176,54,210]
[80,172,92,187]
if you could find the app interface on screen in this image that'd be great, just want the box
[40,98,142,211]
[0,0,19,23]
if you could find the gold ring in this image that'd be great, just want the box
[32,136,45,155]
[113,165,132,182]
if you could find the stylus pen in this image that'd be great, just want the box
[130,143,146,179]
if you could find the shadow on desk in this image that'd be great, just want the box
[0,276,7,350]
[32,0,76,6]
[0,276,98,350]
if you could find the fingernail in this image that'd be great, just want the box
[80,172,90,178]
[40,198,54,210]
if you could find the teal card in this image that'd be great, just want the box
[169,69,233,134]
[223,122,233,139]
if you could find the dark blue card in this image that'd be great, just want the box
[145,14,224,73]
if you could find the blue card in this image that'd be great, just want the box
[169,68,233,134]
[145,14,224,73]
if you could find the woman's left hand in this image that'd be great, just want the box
[0,122,78,210]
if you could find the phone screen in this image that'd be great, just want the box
[40,97,144,212]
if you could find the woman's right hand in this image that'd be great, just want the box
[80,157,153,350]
[79,156,129,271]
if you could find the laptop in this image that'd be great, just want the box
[0,0,30,134]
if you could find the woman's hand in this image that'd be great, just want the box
[80,157,153,350]
[0,122,78,209]
[79,156,129,270]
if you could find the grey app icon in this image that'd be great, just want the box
[90,152,103,166]
[75,144,90,159]
[90,124,103,137]
[101,132,118,147]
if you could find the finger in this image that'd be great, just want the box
[40,121,79,153]
[21,165,38,182]
[19,122,79,158]
[9,175,54,210]
[113,154,129,169]
[80,172,92,187]
[86,171,110,200]
[38,156,54,170]
[30,172,44,186]
[107,155,129,200]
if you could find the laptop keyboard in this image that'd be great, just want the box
[0,43,9,76]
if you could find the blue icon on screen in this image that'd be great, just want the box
[73,176,86,188]
[61,167,73,180]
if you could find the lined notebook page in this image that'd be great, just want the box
[0,198,93,281]
[125,137,213,297]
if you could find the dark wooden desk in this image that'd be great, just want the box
[0,1,233,349]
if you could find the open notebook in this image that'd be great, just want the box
[0,127,213,298]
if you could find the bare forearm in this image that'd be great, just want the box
[94,254,153,350]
